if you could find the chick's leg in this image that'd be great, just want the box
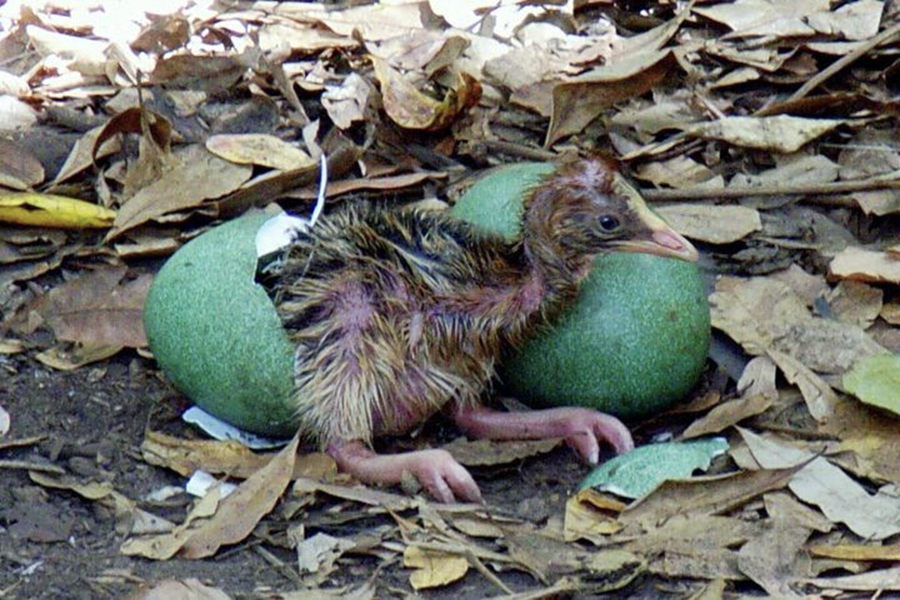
[327,439,482,503]
[452,403,634,463]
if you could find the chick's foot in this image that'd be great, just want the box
[326,439,482,503]
[453,404,634,464]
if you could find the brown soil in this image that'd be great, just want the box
[0,350,663,599]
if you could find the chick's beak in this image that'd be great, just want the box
[608,174,698,262]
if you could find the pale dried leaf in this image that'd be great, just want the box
[34,343,122,371]
[739,428,900,540]
[108,145,252,240]
[806,0,883,40]
[127,578,232,600]
[825,280,883,328]
[736,356,778,400]
[0,404,9,437]
[803,567,900,591]
[730,154,839,188]
[442,437,561,466]
[694,0,827,38]
[763,492,833,533]
[684,116,843,153]
[206,134,314,171]
[321,74,372,129]
[180,432,301,558]
[770,264,828,307]
[296,532,356,578]
[654,204,761,244]
[34,266,151,348]
[766,349,838,420]
[404,546,469,590]
[682,395,772,439]
[737,521,810,598]
[829,247,900,284]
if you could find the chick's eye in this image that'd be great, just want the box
[598,215,620,232]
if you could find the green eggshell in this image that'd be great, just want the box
[143,213,298,437]
[500,252,710,418]
[452,162,555,241]
[451,163,710,419]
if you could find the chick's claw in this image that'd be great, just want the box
[327,439,482,503]
[453,404,634,463]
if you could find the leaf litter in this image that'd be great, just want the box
[1,0,900,597]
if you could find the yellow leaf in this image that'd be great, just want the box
[0,191,115,228]
[808,544,900,561]
[403,546,469,590]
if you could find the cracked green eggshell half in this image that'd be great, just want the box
[143,213,298,437]
[451,162,710,418]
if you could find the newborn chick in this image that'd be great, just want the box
[268,157,698,502]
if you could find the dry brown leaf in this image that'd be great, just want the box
[763,492,833,533]
[205,134,315,171]
[291,477,417,512]
[738,427,900,540]
[737,520,811,598]
[141,430,335,481]
[441,436,561,466]
[694,0,828,39]
[770,265,829,307]
[296,532,357,581]
[321,74,372,130]
[808,543,900,561]
[290,171,447,201]
[736,356,779,400]
[803,567,900,591]
[257,21,358,56]
[654,203,761,244]
[730,154,839,188]
[825,280,883,328]
[710,276,885,419]
[621,467,799,528]
[27,25,110,76]
[626,515,758,580]
[806,0,883,40]
[635,156,723,189]
[821,398,900,485]
[681,394,772,439]
[765,349,838,420]
[32,265,151,348]
[547,50,675,147]
[51,125,122,185]
[125,578,231,600]
[34,343,123,371]
[684,116,844,153]
[372,57,480,131]
[284,2,426,41]
[151,54,250,94]
[403,546,469,591]
[880,300,900,324]
[120,486,221,560]
[0,139,44,190]
[107,145,252,240]
[563,490,625,543]
[179,432,301,558]
[829,247,900,284]
[141,430,275,478]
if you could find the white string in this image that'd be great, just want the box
[309,153,327,227]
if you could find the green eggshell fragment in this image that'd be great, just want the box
[578,437,729,499]
[451,162,710,419]
[144,213,298,437]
